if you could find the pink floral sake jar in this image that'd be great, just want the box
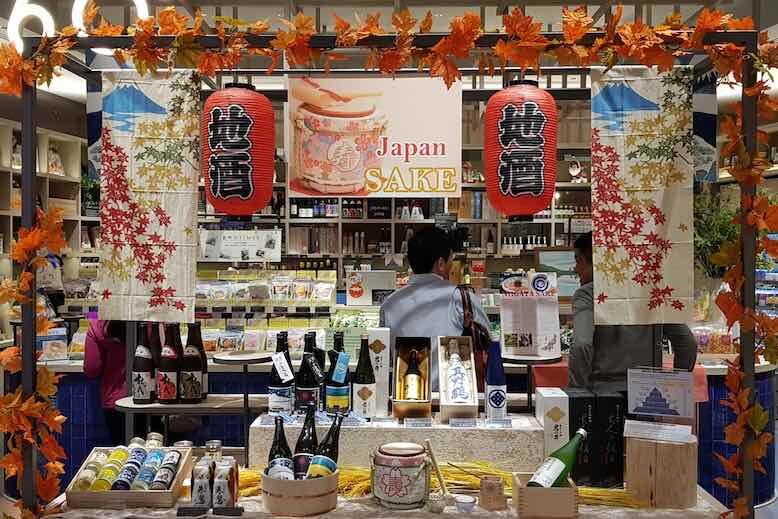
[371,442,430,510]
[294,102,387,194]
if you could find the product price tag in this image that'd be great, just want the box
[271,352,294,383]
[449,418,477,428]
[371,417,399,428]
[485,418,513,429]
[272,306,289,314]
[177,506,211,517]
[250,305,265,313]
[342,415,367,427]
[295,306,312,314]
[332,352,350,384]
[404,417,433,428]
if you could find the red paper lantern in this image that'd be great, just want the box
[202,83,275,215]
[484,80,558,216]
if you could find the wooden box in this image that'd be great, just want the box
[625,436,697,509]
[65,447,194,509]
[262,469,338,516]
[512,472,578,519]
[437,336,478,423]
[392,337,432,420]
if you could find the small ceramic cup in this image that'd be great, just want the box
[454,494,476,513]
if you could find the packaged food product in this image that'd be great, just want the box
[293,279,313,301]
[248,281,270,301]
[314,282,335,303]
[202,331,220,353]
[271,276,292,301]
[242,330,266,351]
[218,332,243,352]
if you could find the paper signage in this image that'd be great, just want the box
[500,295,561,357]
[199,229,282,262]
[332,351,350,384]
[286,76,462,198]
[627,368,694,419]
[271,352,294,383]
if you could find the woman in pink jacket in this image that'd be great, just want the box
[84,320,127,445]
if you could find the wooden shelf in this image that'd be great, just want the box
[287,218,339,224]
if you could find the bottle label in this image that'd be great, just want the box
[332,352,350,384]
[134,345,152,359]
[404,374,422,400]
[191,474,212,507]
[325,385,350,414]
[202,372,209,395]
[295,387,320,410]
[128,448,147,468]
[528,458,565,488]
[268,385,294,414]
[267,458,294,480]
[352,383,377,418]
[447,361,471,403]
[132,371,154,400]
[157,371,178,400]
[212,478,233,507]
[486,385,508,420]
[183,345,199,358]
[152,466,175,488]
[293,453,313,479]
[271,352,294,383]
[161,346,177,359]
[305,354,326,384]
[161,450,182,468]
[306,455,336,478]
[180,370,203,399]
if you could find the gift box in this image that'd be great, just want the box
[392,337,432,420]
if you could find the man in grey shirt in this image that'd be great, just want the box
[569,232,697,392]
[380,227,490,388]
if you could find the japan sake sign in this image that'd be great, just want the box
[286,76,462,198]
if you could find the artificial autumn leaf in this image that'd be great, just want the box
[748,401,770,434]
[91,19,124,37]
[724,421,746,446]
[37,316,53,335]
[36,471,60,503]
[686,8,732,49]
[719,115,742,159]
[712,240,740,268]
[392,9,417,35]
[714,451,743,476]
[158,6,189,36]
[39,430,66,462]
[82,0,99,28]
[44,461,65,478]
[0,347,22,374]
[419,11,433,33]
[39,407,66,434]
[562,6,593,44]
[11,228,45,264]
[283,11,315,37]
[728,16,755,30]
[379,49,407,76]
[131,17,165,76]
[717,290,744,329]
[0,43,24,97]
[36,369,61,400]
[714,477,740,493]
[746,431,773,463]
[429,55,460,89]
[333,14,358,46]
[617,19,661,61]
[0,449,23,478]
[640,45,675,72]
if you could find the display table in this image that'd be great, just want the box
[249,415,543,471]
[54,487,726,518]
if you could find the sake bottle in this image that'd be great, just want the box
[306,414,344,478]
[269,332,295,414]
[158,324,181,404]
[295,333,324,411]
[351,334,376,418]
[132,322,155,404]
[267,415,294,480]
[293,404,318,479]
[325,331,350,415]
[485,340,508,420]
[404,349,423,400]
[180,323,204,404]
[527,428,587,488]
[445,339,471,403]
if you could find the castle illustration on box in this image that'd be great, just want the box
[633,387,679,416]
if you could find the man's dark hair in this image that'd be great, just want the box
[408,227,453,274]
[574,231,593,264]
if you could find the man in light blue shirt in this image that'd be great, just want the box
[380,227,491,389]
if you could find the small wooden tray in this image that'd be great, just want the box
[512,472,578,519]
[65,447,193,509]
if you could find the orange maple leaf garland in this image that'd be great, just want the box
[0,209,68,516]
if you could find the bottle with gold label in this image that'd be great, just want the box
[404,349,423,400]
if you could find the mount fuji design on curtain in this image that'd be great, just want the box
[98,72,199,323]
[590,67,694,325]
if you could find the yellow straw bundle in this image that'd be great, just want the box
[239,463,647,508]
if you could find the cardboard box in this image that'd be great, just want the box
[535,387,570,456]
[437,336,478,423]
[563,387,595,485]
[592,391,626,487]
[392,337,432,420]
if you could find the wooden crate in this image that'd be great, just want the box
[625,436,697,509]
[512,472,578,519]
[65,447,193,509]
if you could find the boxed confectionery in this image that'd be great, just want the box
[436,336,478,423]
[392,337,432,420]
[592,391,626,487]
[534,387,570,456]
[563,387,595,485]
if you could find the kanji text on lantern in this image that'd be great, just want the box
[207,104,256,200]
[497,101,548,197]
